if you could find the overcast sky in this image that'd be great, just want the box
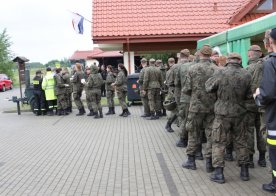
[0,0,93,64]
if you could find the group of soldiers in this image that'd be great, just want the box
[138,29,274,186]
[32,63,130,118]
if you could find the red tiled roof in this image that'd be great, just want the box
[92,0,258,38]
[70,49,122,60]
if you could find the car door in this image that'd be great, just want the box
[3,75,11,89]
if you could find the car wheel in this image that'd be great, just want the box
[2,86,6,92]
[10,84,13,90]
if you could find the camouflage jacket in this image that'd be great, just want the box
[206,62,252,117]
[62,73,72,94]
[179,62,195,104]
[143,65,162,90]
[183,59,218,113]
[174,60,189,103]
[138,66,148,90]
[114,70,127,92]
[87,67,103,92]
[72,71,84,92]
[105,72,116,91]
[54,73,66,95]
[160,69,166,87]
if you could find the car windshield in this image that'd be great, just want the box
[0,75,5,80]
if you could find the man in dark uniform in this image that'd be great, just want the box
[33,70,46,116]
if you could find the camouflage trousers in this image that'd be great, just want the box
[186,112,214,158]
[245,112,266,155]
[178,102,190,140]
[66,92,72,109]
[117,90,128,110]
[140,91,150,115]
[73,90,84,110]
[147,88,161,113]
[91,90,102,112]
[212,115,250,168]
[86,90,93,111]
[57,94,68,110]
[106,90,115,108]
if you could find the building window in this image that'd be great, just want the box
[257,0,273,10]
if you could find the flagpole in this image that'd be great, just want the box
[67,10,92,23]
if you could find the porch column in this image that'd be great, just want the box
[123,51,135,74]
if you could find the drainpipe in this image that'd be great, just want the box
[127,38,131,74]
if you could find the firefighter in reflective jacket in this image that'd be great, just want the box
[33,70,46,116]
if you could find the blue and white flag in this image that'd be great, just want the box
[72,13,84,34]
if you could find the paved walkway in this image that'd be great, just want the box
[0,106,271,196]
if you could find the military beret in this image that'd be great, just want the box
[270,28,276,40]
[156,59,162,63]
[180,49,190,57]
[149,58,156,62]
[200,45,212,56]
[141,58,147,62]
[227,52,242,60]
[248,45,262,52]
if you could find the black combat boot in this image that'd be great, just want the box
[105,107,112,115]
[94,111,100,119]
[156,111,163,118]
[206,157,214,173]
[258,152,266,167]
[263,175,276,193]
[122,109,129,117]
[195,145,204,160]
[57,109,62,116]
[69,107,72,113]
[99,109,103,118]
[224,147,234,161]
[119,110,124,116]
[182,155,196,170]
[126,109,131,115]
[63,109,69,115]
[176,138,188,148]
[165,121,174,132]
[141,113,150,117]
[210,167,225,184]
[147,112,158,120]
[240,165,250,181]
[111,107,115,114]
[87,110,94,116]
[76,107,85,116]
[248,154,254,168]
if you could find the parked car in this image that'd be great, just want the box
[0,74,13,92]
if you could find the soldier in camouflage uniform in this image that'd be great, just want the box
[84,67,95,116]
[86,65,104,119]
[206,53,252,184]
[54,68,69,116]
[182,45,218,173]
[165,58,178,132]
[138,58,150,117]
[245,45,267,168]
[72,63,86,116]
[62,67,72,113]
[105,65,116,115]
[156,59,167,116]
[175,50,198,148]
[112,64,130,117]
[143,58,163,120]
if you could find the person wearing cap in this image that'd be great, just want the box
[84,66,95,116]
[174,49,192,147]
[182,45,218,173]
[156,59,167,116]
[254,28,276,193]
[165,57,178,132]
[138,58,150,117]
[72,63,86,116]
[206,52,252,183]
[143,58,163,120]
[32,70,46,116]
[245,45,267,168]
[42,67,57,116]
[105,65,116,115]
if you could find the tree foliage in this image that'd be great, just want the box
[0,29,15,78]
[44,58,70,68]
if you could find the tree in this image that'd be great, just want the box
[44,58,70,68]
[0,29,15,78]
